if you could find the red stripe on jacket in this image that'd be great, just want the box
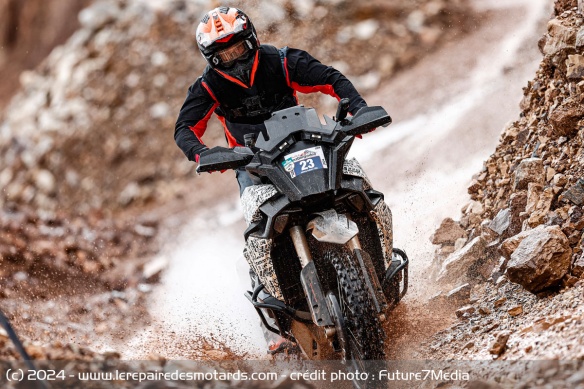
[290,82,341,102]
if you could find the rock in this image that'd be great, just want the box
[456,305,475,319]
[546,166,557,182]
[149,102,170,119]
[513,158,544,190]
[150,51,169,67]
[118,182,140,206]
[508,305,523,316]
[507,225,572,293]
[501,229,532,260]
[526,184,554,228]
[509,192,528,235]
[569,206,584,228]
[134,224,156,237]
[353,19,380,40]
[467,200,484,215]
[142,256,168,283]
[454,237,468,251]
[430,218,467,245]
[572,254,584,277]
[34,169,56,194]
[488,208,511,236]
[437,237,487,284]
[493,297,507,308]
[446,283,471,304]
[489,331,511,356]
[549,99,584,138]
[478,306,492,315]
[490,257,508,283]
[566,54,584,80]
[553,173,568,187]
[577,26,584,47]
[543,18,577,56]
[562,273,579,288]
[78,2,119,31]
[562,179,584,205]
[479,219,498,243]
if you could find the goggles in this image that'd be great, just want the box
[213,40,254,68]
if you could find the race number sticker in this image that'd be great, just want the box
[281,146,328,178]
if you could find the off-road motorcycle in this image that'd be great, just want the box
[197,99,408,370]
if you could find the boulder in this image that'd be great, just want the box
[437,236,486,284]
[507,225,572,293]
[562,179,584,206]
[513,158,544,190]
[430,217,467,245]
[549,99,584,138]
[542,18,576,56]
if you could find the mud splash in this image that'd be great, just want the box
[125,202,267,359]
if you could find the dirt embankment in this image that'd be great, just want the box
[423,0,584,372]
[0,0,475,364]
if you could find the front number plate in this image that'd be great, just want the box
[281,146,328,178]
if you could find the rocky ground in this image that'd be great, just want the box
[423,0,584,374]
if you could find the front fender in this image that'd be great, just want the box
[306,209,358,245]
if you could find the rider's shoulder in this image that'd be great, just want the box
[261,44,292,58]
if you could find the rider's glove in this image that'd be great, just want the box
[196,147,227,174]
[194,146,209,163]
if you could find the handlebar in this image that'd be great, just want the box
[196,146,254,174]
[196,104,392,174]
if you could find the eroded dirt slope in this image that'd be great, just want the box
[420,0,584,377]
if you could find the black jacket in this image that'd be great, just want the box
[175,45,367,162]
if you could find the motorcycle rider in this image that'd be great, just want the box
[174,6,371,354]
[174,6,370,195]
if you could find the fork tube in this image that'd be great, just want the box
[289,226,313,268]
[345,214,362,251]
[347,235,362,251]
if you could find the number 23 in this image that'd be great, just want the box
[300,159,315,171]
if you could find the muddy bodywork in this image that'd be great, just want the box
[241,159,394,300]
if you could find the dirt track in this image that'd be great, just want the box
[124,0,552,360]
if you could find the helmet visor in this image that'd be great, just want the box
[216,40,251,68]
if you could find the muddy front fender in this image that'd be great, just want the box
[306,209,359,245]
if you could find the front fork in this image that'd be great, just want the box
[289,226,336,338]
[289,220,388,331]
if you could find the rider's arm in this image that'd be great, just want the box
[174,77,218,162]
[284,48,367,115]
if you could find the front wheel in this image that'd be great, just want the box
[329,252,386,361]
